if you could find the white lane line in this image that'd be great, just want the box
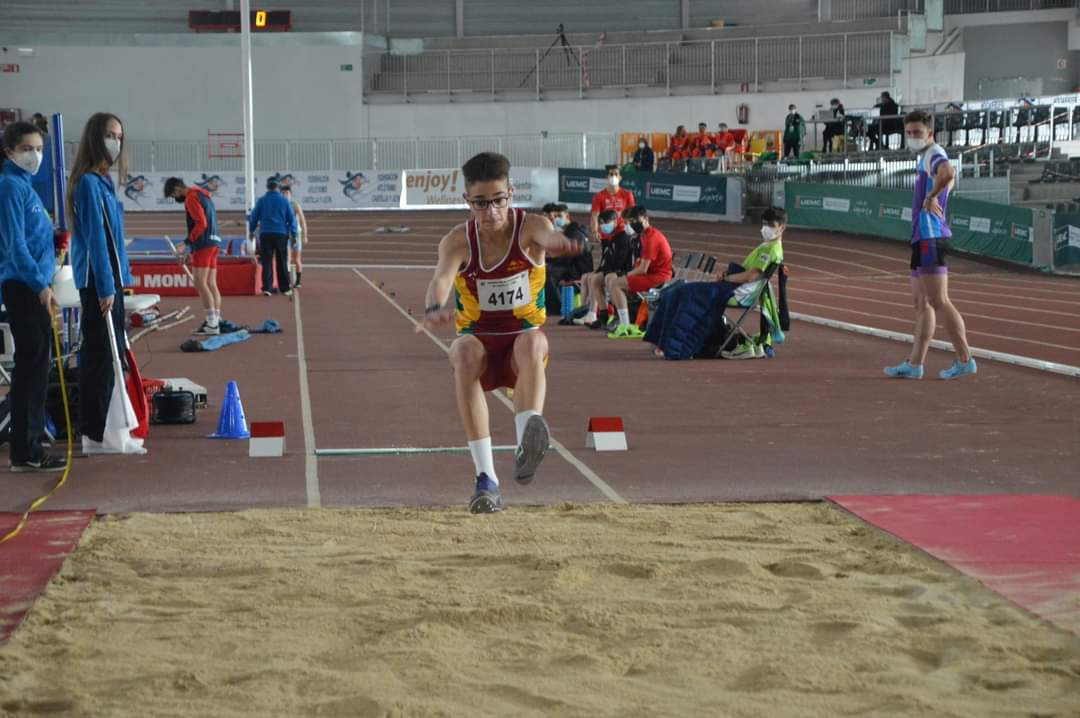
[794,299,1080,354]
[351,268,627,504]
[792,310,1080,377]
[791,287,1080,332]
[293,292,321,508]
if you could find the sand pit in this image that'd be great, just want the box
[1,502,1078,717]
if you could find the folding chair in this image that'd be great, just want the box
[717,262,782,350]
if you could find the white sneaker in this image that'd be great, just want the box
[572,314,596,326]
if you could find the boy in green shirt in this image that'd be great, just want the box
[715,206,786,358]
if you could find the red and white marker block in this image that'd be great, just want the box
[585,417,627,452]
[249,421,285,458]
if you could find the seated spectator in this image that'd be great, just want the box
[605,206,673,339]
[691,122,716,159]
[632,136,655,173]
[823,98,846,152]
[713,122,736,153]
[574,208,633,329]
[868,91,900,151]
[540,203,593,318]
[668,125,690,161]
[644,207,787,360]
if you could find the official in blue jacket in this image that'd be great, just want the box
[64,112,134,452]
[0,121,66,471]
[248,178,296,295]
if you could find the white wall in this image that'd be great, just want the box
[363,88,886,139]
[0,40,367,141]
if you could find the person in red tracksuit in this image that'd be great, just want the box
[690,122,716,159]
[668,125,689,161]
[164,177,223,335]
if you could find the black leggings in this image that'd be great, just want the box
[78,286,126,442]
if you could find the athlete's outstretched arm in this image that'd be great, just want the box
[419,228,468,331]
[523,214,587,257]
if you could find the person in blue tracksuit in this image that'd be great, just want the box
[0,121,66,471]
[248,178,296,295]
[64,112,135,453]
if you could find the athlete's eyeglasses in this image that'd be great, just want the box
[466,194,510,211]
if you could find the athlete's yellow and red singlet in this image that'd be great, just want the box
[454,208,546,336]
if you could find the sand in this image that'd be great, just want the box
[1,502,1078,718]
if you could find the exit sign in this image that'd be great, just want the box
[340,64,353,72]
[1,64,19,73]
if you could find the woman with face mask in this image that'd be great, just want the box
[0,121,67,471]
[632,137,655,173]
[65,112,138,454]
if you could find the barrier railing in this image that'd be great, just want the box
[366,31,894,99]
[65,133,620,174]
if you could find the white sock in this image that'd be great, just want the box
[583,312,597,323]
[208,311,219,327]
[515,410,540,447]
[468,437,497,484]
[617,308,630,327]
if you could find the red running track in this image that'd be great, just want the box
[125,210,1080,368]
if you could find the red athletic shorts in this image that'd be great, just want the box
[191,246,220,269]
[473,331,546,392]
[627,273,668,294]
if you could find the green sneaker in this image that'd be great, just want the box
[607,324,645,339]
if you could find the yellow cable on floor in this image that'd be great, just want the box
[0,313,75,546]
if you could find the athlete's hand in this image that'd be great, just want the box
[99,295,114,315]
[416,304,454,332]
[924,196,944,219]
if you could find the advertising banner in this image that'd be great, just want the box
[120,170,402,212]
[557,169,729,217]
[402,168,559,208]
[785,182,1034,265]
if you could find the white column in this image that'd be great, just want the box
[239,0,256,214]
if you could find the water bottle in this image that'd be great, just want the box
[561,285,575,319]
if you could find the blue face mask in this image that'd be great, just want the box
[600,222,616,235]
[553,216,567,228]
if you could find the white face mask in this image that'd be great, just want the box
[907,137,928,153]
[11,149,43,175]
[104,137,122,162]
[607,176,620,188]
[761,225,781,241]
[639,142,646,149]
[624,223,636,238]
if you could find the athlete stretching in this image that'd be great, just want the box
[420,152,585,513]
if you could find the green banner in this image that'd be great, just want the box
[558,169,727,215]
[785,182,1034,265]
[1052,212,1080,267]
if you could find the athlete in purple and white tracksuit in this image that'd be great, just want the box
[884,109,976,381]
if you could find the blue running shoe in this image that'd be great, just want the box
[469,473,503,514]
[883,360,923,379]
[939,358,977,380]
[514,414,550,485]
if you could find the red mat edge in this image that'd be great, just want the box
[0,510,96,645]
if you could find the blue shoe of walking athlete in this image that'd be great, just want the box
[883,360,924,379]
[514,414,550,485]
[469,473,503,514]
[939,358,977,380]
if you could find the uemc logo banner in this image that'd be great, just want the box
[561,175,591,192]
